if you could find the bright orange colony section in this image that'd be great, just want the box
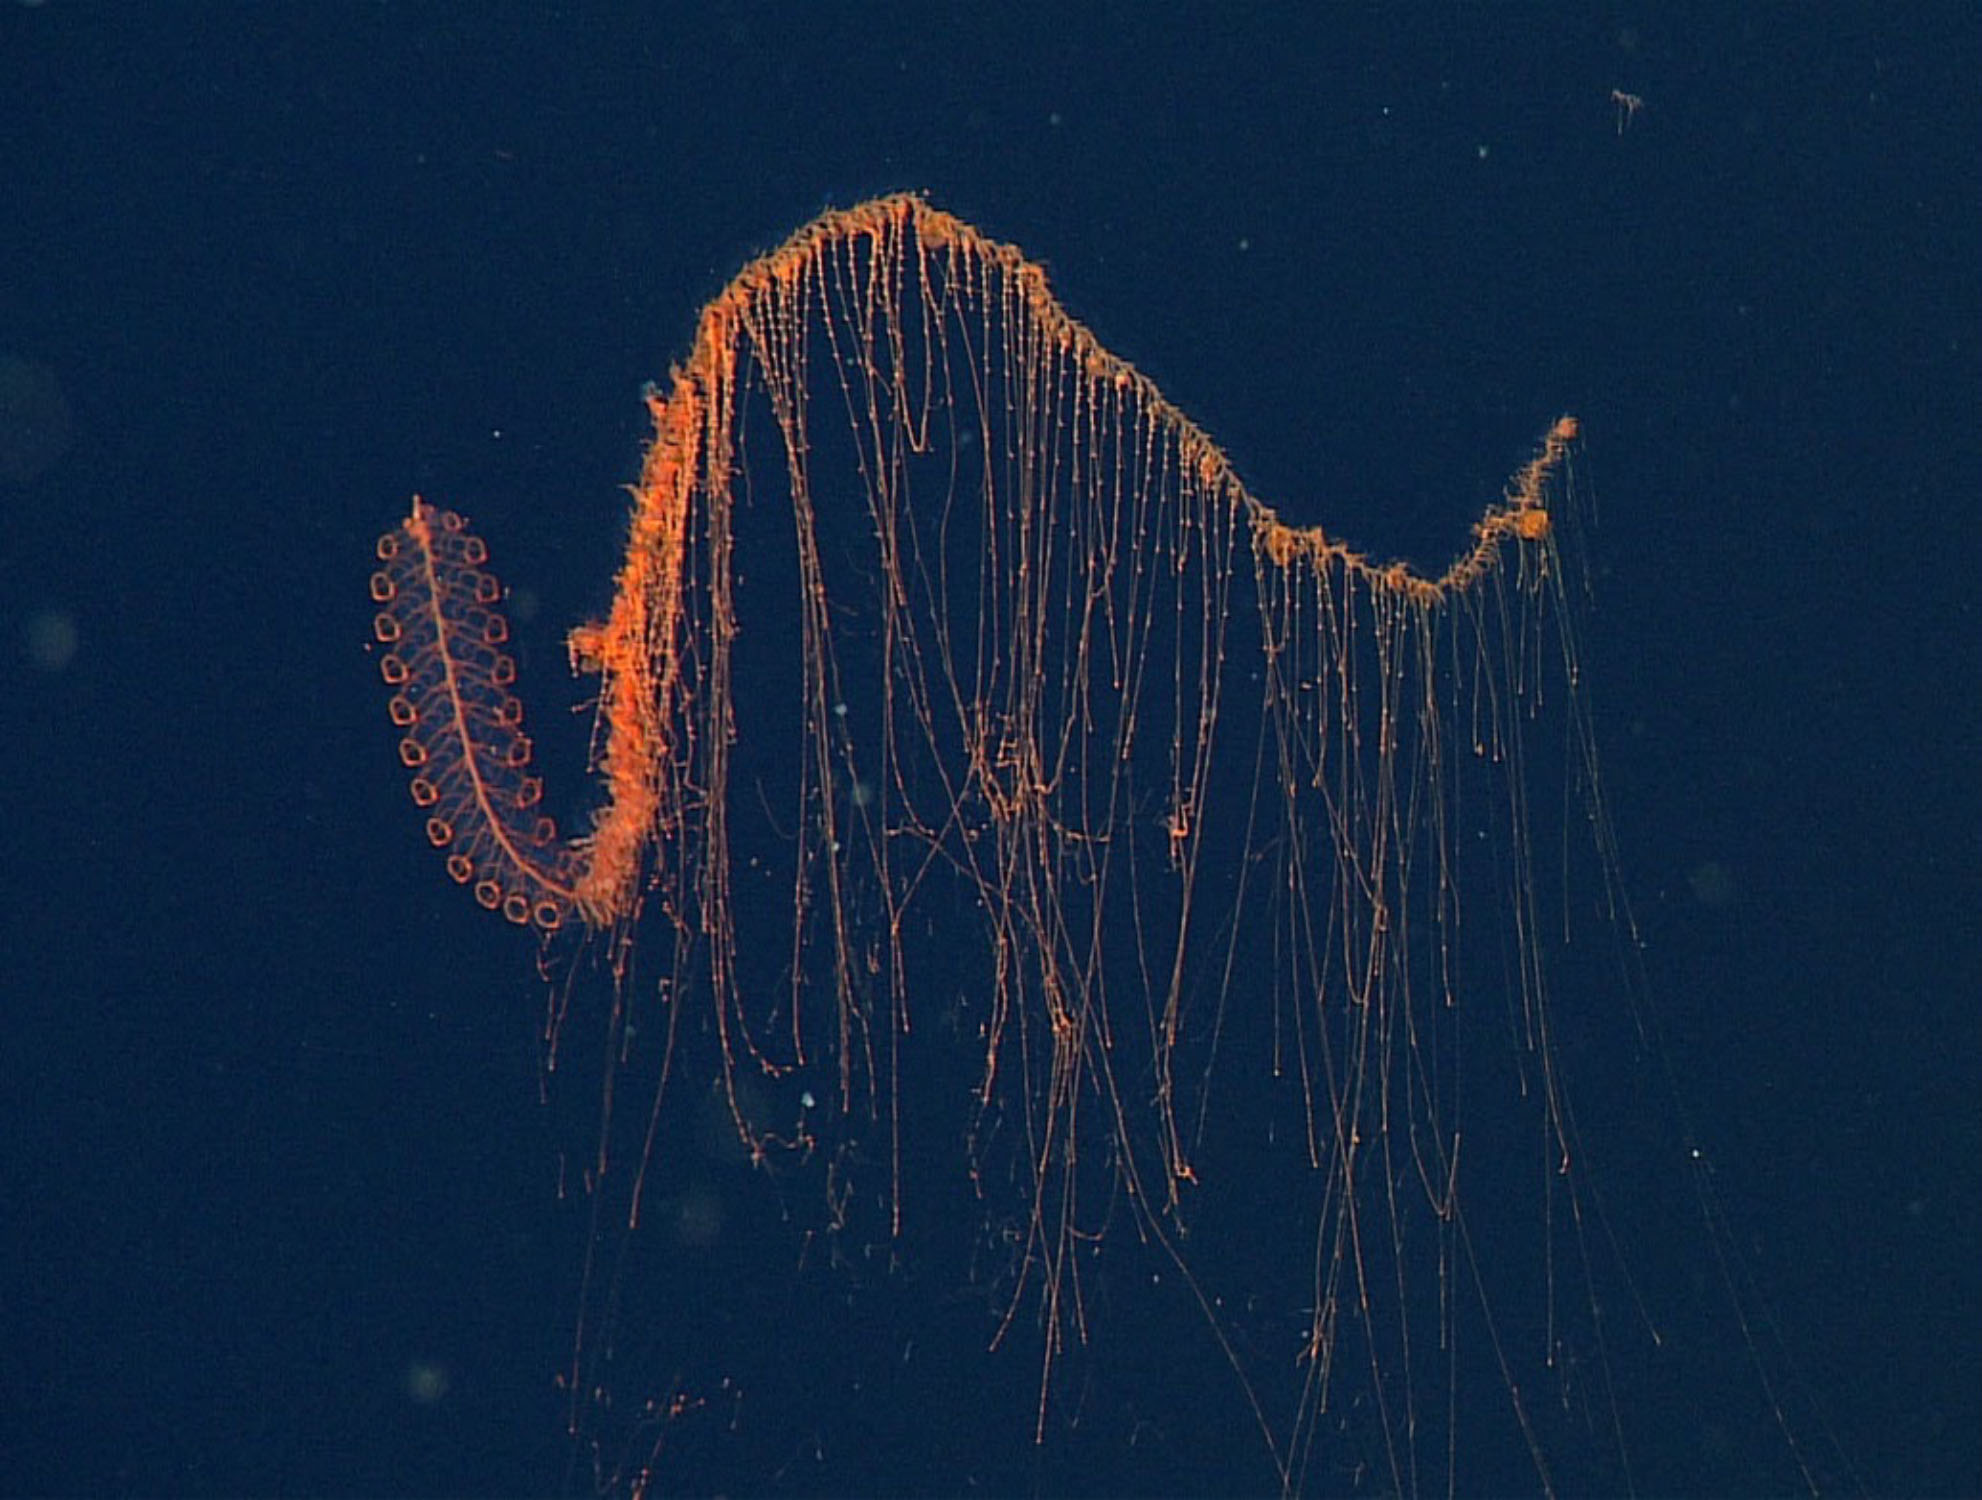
[371,195,1634,1497]
[376,195,1575,938]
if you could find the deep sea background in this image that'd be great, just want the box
[2,5,1975,1496]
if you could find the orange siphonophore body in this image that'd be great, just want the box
[377,196,1573,938]
[371,198,1822,1497]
